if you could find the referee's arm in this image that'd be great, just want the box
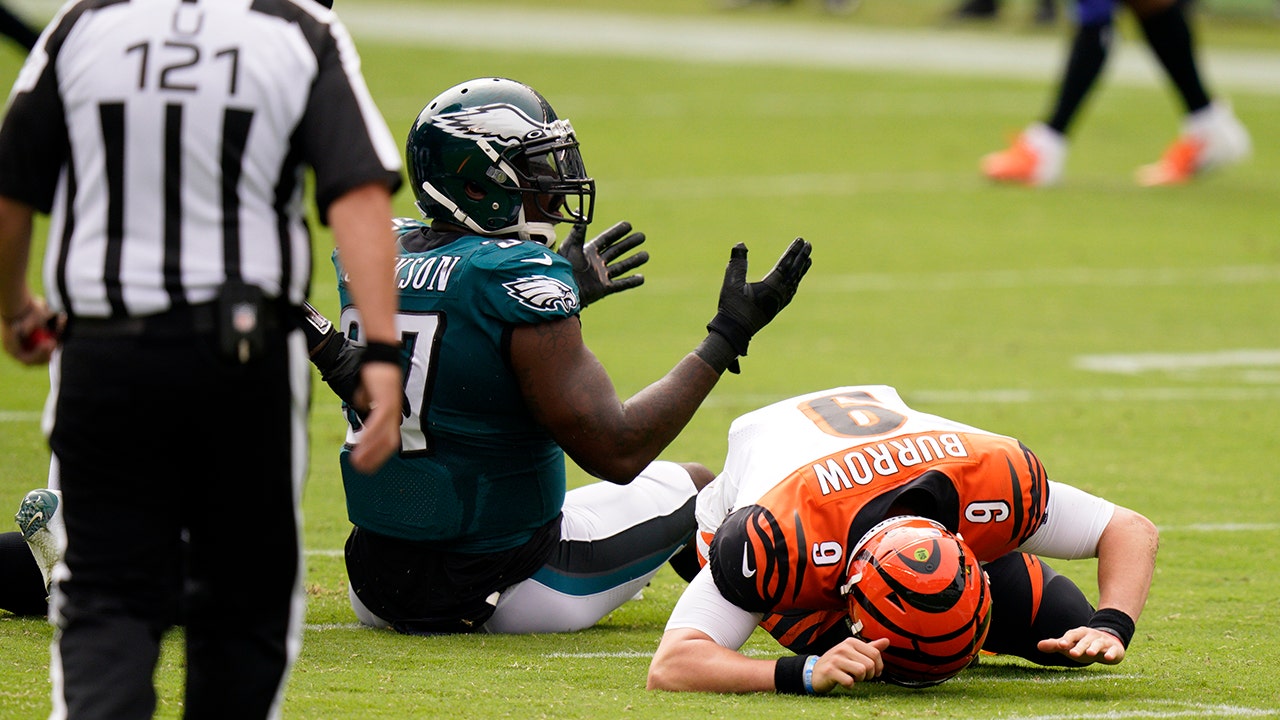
[327,181,402,473]
[0,196,56,364]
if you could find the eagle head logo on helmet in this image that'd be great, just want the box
[840,515,991,688]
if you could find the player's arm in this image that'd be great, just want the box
[510,316,718,482]
[1021,482,1159,665]
[646,570,887,694]
[510,239,812,483]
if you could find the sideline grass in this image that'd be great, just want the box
[2,2,1278,718]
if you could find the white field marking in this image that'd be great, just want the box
[807,265,1280,293]
[997,702,1279,719]
[544,648,776,659]
[638,264,1280,295]
[608,171,964,199]
[12,383,1280,429]
[543,651,652,659]
[699,385,1280,412]
[303,623,365,632]
[1158,523,1280,533]
[951,672,1142,685]
[1075,350,1280,375]
[301,522,1274,560]
[323,3,1280,96]
[306,548,345,558]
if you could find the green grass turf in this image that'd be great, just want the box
[1,1,1278,717]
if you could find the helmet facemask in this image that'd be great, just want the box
[502,119,595,247]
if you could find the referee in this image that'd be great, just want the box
[0,1,404,718]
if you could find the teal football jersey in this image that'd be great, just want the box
[333,225,581,552]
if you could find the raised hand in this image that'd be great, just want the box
[557,221,649,308]
[701,238,812,373]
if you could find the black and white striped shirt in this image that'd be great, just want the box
[0,0,402,319]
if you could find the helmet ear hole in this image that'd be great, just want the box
[463,181,487,201]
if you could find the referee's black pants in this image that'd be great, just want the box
[48,313,309,720]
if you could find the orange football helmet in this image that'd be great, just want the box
[841,515,992,687]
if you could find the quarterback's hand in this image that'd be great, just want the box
[810,637,889,694]
[703,238,812,372]
[349,361,402,474]
[1037,626,1127,666]
[557,221,648,308]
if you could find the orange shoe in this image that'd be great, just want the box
[981,123,1066,187]
[1135,136,1203,186]
[1137,102,1251,187]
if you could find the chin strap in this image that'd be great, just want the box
[519,221,557,247]
[421,179,558,247]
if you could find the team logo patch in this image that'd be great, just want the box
[503,275,579,313]
[914,548,931,563]
[431,103,572,148]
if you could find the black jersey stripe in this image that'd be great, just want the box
[1022,443,1048,542]
[220,108,253,283]
[99,102,127,316]
[274,143,303,302]
[163,103,186,307]
[1005,456,1025,546]
[791,509,807,604]
[54,160,76,316]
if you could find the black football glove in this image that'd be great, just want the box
[698,238,812,374]
[302,301,362,405]
[557,221,649,308]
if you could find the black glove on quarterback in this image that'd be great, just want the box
[557,221,649,308]
[698,238,813,374]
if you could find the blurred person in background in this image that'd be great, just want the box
[981,0,1249,187]
[950,0,1058,24]
[0,2,39,52]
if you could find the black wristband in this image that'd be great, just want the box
[361,341,401,367]
[774,654,815,695]
[693,332,741,375]
[1087,608,1135,649]
[706,314,751,357]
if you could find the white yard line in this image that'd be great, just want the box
[296,517,1269,558]
[1076,349,1280,374]
[331,3,1280,95]
[23,2,1267,93]
[997,703,1280,719]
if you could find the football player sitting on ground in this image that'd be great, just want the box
[646,385,1158,694]
[302,77,813,635]
[3,78,813,634]
[1,78,812,635]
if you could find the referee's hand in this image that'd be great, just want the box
[350,361,402,473]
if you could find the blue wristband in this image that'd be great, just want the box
[802,654,819,695]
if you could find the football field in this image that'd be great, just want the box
[1,1,1278,717]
